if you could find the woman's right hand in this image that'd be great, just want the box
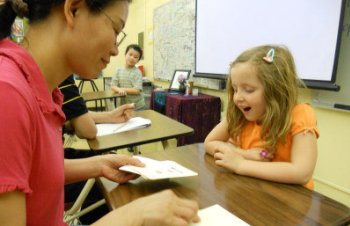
[93,190,200,226]
[133,190,200,226]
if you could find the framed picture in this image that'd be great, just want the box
[169,70,191,90]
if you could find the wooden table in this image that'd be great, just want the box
[98,143,350,226]
[87,110,194,152]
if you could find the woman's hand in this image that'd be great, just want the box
[135,190,200,226]
[93,190,200,226]
[97,154,144,183]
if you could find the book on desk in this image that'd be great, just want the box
[96,117,151,136]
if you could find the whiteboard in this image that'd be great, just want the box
[313,1,350,107]
[153,0,350,96]
[195,0,344,86]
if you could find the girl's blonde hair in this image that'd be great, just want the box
[226,45,305,153]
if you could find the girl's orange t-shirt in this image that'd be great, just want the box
[234,103,319,189]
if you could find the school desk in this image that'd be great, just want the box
[81,90,125,111]
[87,110,194,153]
[97,143,350,226]
[150,91,221,146]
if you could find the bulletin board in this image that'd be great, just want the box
[153,0,195,81]
[153,0,220,89]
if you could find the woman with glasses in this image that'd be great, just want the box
[0,0,199,225]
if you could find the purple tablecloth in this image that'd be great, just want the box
[151,91,221,146]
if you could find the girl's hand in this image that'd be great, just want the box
[219,143,273,161]
[97,154,144,183]
[242,148,274,161]
[213,148,245,173]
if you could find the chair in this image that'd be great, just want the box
[103,77,120,110]
[76,78,99,94]
[74,73,101,94]
[63,178,106,225]
[75,75,103,111]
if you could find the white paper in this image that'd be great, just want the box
[120,156,198,180]
[96,117,151,136]
[191,204,249,226]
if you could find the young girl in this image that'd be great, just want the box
[204,45,318,189]
[0,0,199,225]
[111,44,145,110]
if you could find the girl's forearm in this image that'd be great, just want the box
[236,160,311,185]
[204,140,237,156]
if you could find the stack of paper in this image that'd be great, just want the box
[191,205,249,226]
[119,156,198,180]
[96,117,151,136]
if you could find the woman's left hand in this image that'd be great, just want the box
[98,154,144,183]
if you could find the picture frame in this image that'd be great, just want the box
[169,70,191,90]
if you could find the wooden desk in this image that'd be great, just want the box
[82,91,125,111]
[150,91,221,146]
[98,143,350,226]
[87,110,194,152]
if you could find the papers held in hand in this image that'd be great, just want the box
[120,156,198,180]
[96,117,151,136]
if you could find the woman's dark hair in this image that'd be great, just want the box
[125,44,143,60]
[0,0,131,40]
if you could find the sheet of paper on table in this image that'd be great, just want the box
[96,117,151,136]
[119,156,198,180]
[190,204,249,226]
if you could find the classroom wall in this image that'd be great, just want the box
[105,0,350,207]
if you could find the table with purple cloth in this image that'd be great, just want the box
[150,90,221,146]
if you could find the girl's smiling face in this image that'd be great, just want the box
[230,62,266,122]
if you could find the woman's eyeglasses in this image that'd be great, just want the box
[99,9,127,47]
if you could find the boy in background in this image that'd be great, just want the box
[111,44,145,110]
